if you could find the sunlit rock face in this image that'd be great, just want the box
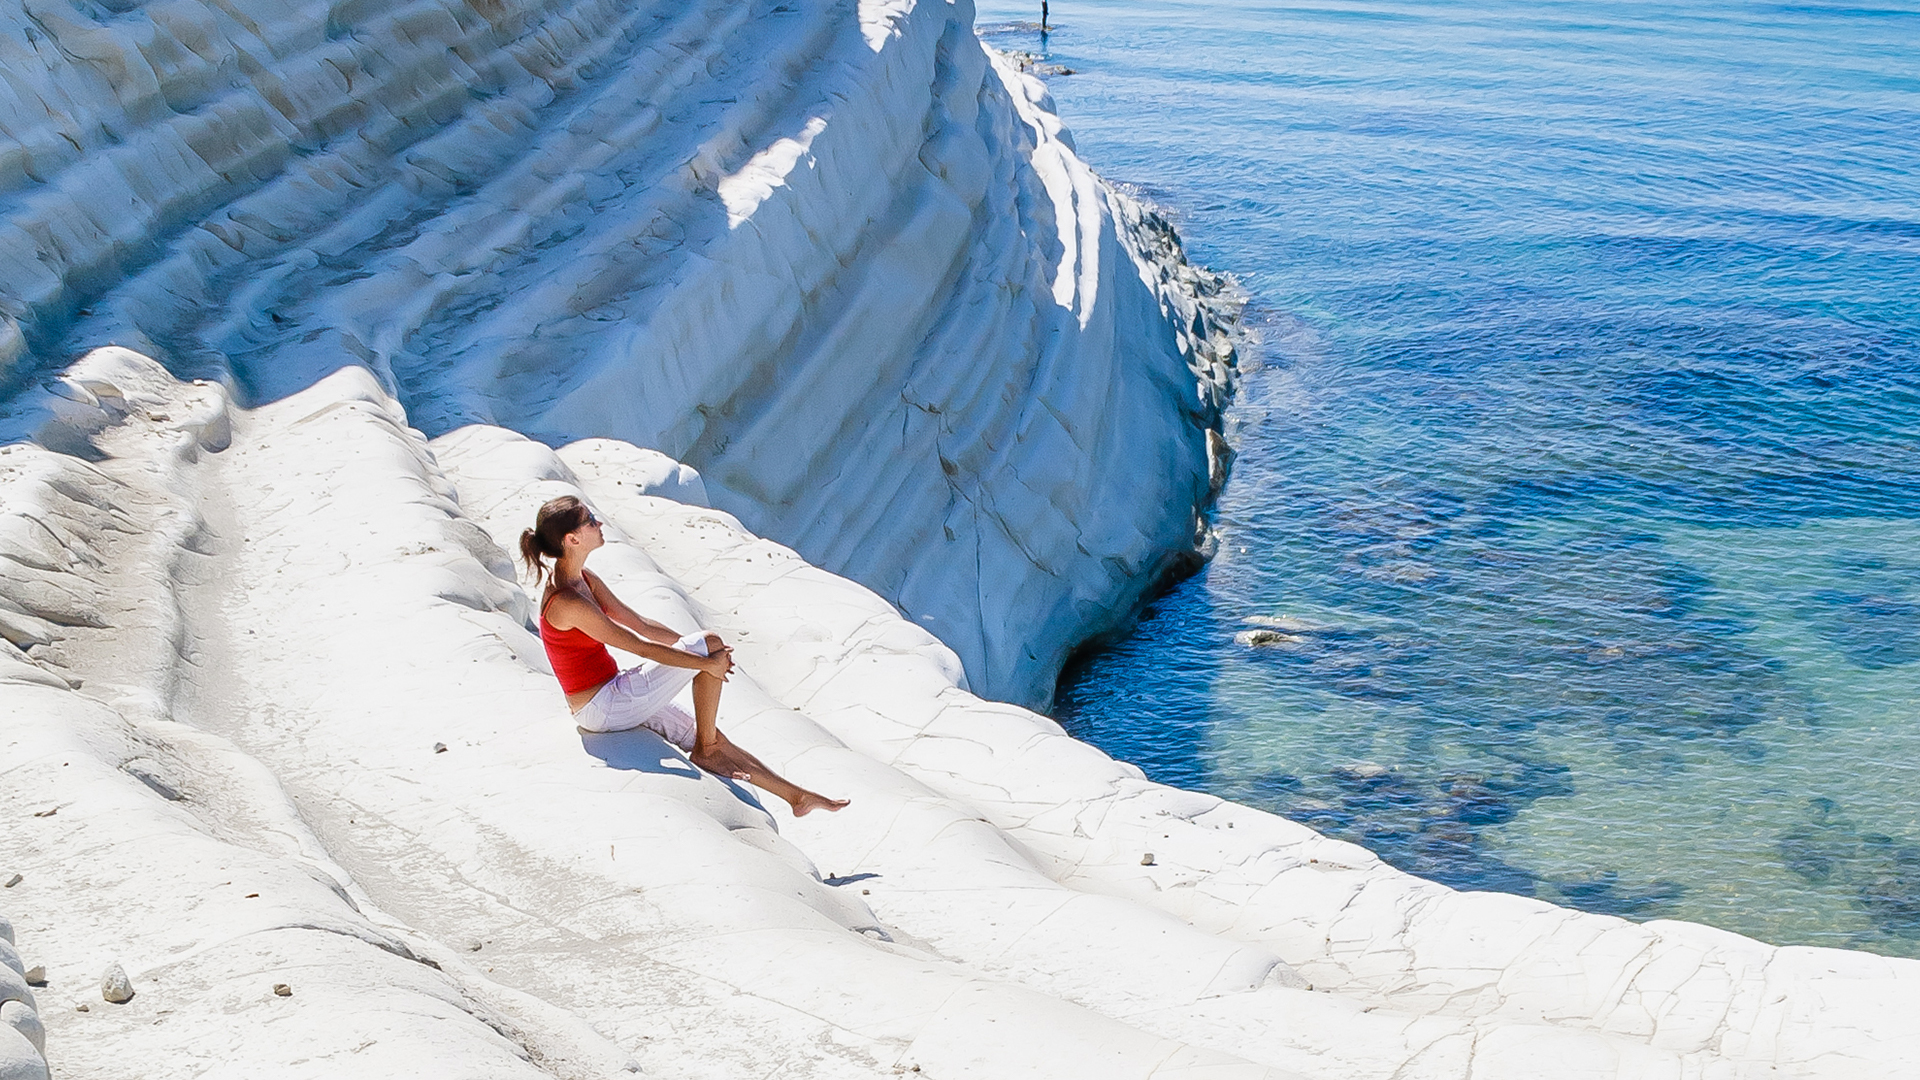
[0,0,1237,707]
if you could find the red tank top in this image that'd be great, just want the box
[539,593,618,695]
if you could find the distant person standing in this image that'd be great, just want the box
[521,495,848,816]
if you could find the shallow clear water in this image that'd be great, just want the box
[976,0,1920,954]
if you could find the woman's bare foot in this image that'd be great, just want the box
[790,791,850,817]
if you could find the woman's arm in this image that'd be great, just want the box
[546,591,728,675]
[582,569,686,645]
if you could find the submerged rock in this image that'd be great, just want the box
[1330,762,1392,785]
[1807,588,1920,669]
[1856,842,1920,938]
[1553,871,1686,919]
[1243,614,1337,633]
[1249,772,1303,796]
[1438,774,1518,827]
[1256,757,1586,904]
[1234,629,1305,647]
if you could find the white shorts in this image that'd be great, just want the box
[572,631,711,748]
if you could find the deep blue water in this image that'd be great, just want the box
[976,0,1920,953]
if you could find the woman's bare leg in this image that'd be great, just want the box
[687,670,737,775]
[713,734,848,816]
[682,634,844,814]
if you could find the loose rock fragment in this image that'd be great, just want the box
[100,962,133,1004]
[433,742,448,753]
[2,874,19,888]
[272,983,292,997]
[23,966,45,986]
[1141,853,1156,866]
[29,808,56,819]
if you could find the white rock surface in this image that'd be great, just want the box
[0,917,46,1080]
[0,347,1914,1077]
[0,0,1237,708]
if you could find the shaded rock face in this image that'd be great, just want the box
[0,0,1236,709]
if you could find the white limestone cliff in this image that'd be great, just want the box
[1,347,1916,1079]
[9,0,1915,1073]
[0,0,1237,708]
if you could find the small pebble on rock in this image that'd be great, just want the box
[433,742,448,753]
[31,807,57,818]
[75,1003,88,1012]
[101,962,134,1004]
[1141,853,1156,866]
[272,983,292,997]
[2,873,20,888]
[24,965,46,985]
[467,941,483,952]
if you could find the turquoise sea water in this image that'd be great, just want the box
[976,0,1920,954]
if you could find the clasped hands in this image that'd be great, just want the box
[698,641,736,680]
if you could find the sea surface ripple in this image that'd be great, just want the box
[978,0,1920,954]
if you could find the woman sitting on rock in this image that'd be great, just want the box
[521,495,847,817]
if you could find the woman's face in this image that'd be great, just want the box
[565,512,604,553]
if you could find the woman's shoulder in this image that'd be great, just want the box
[580,567,619,601]
[540,580,592,622]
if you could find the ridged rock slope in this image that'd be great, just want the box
[2,348,1915,1079]
[0,0,1236,707]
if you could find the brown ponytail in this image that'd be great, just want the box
[520,495,591,584]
